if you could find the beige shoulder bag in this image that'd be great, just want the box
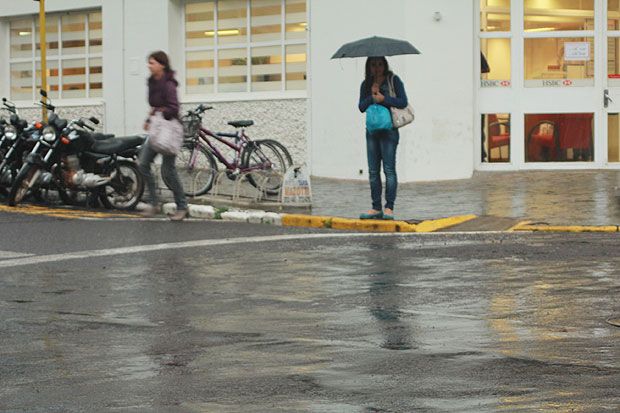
[387,74,415,128]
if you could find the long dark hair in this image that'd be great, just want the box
[364,56,393,93]
[149,50,174,73]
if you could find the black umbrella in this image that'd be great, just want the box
[331,36,421,59]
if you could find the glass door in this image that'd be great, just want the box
[522,0,598,165]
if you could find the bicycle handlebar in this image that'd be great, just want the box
[186,104,214,117]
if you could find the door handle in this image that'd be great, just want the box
[604,89,614,108]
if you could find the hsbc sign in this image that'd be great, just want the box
[481,80,511,88]
[542,79,574,87]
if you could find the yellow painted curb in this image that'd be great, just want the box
[0,204,138,219]
[414,214,478,232]
[281,213,477,233]
[330,217,417,232]
[280,214,334,228]
[506,220,532,232]
[512,223,619,233]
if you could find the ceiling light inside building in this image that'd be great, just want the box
[525,27,556,32]
[204,29,240,36]
[19,31,31,36]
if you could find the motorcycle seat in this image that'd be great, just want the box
[90,135,145,155]
[92,132,115,140]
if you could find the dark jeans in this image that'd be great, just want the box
[366,128,399,211]
[139,142,187,210]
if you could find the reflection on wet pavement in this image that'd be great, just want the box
[1,234,618,412]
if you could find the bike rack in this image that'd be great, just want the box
[201,169,284,204]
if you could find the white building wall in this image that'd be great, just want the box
[0,20,9,99]
[310,0,475,182]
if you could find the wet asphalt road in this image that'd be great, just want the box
[0,212,618,412]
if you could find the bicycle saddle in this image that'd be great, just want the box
[228,120,254,128]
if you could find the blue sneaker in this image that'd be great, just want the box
[360,210,383,220]
[382,214,394,220]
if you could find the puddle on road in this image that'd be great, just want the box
[3,235,619,412]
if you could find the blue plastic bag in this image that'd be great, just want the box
[366,104,393,133]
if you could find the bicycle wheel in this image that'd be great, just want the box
[164,142,217,196]
[241,141,287,196]
[256,139,293,171]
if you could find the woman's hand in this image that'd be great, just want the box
[371,83,384,103]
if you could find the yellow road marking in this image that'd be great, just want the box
[0,204,138,219]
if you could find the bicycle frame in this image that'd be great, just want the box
[188,122,272,173]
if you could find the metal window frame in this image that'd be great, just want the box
[182,0,307,99]
[7,9,102,103]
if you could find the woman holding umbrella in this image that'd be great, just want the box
[358,56,408,220]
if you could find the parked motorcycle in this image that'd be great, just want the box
[8,90,146,210]
[0,98,38,198]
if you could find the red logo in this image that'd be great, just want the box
[500,81,511,87]
[563,79,573,86]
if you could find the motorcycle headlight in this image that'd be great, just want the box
[42,126,56,142]
[4,125,17,141]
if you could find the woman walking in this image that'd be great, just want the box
[358,56,408,220]
[139,50,188,221]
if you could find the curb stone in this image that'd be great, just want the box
[511,222,620,233]
[161,203,620,233]
[163,203,476,232]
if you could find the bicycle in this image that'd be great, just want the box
[164,104,293,197]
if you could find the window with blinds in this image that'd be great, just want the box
[9,10,103,101]
[184,0,307,95]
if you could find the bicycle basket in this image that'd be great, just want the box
[182,117,199,138]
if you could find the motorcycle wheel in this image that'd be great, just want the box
[99,160,144,210]
[8,164,40,206]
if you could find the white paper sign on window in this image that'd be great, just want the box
[564,42,590,61]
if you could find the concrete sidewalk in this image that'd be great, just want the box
[310,170,620,227]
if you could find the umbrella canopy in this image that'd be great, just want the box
[331,36,421,59]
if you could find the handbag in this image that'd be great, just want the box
[148,111,184,156]
[387,74,415,128]
[366,103,393,133]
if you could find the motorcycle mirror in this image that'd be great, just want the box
[40,89,48,98]
[89,117,100,125]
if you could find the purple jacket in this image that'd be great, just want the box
[147,71,180,121]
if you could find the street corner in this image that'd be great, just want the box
[280,213,477,233]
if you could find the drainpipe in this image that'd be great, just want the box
[34,0,47,121]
